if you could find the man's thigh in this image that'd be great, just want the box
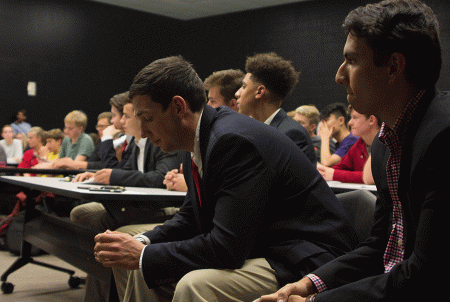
[173,258,278,302]
[70,201,115,232]
[116,223,160,236]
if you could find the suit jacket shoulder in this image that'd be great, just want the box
[270,109,317,164]
[98,137,134,169]
[109,139,182,188]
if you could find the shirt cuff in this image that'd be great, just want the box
[134,234,151,280]
[138,244,147,281]
[101,135,113,142]
[306,274,327,293]
[134,234,151,245]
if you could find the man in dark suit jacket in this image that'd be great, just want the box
[93,56,356,301]
[258,1,449,302]
[235,52,316,164]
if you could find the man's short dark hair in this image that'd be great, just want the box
[343,0,441,89]
[109,92,131,115]
[129,56,206,113]
[46,128,65,141]
[204,69,245,103]
[348,104,382,127]
[18,109,27,117]
[320,103,350,126]
[245,52,300,101]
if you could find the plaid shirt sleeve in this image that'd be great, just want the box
[306,274,327,293]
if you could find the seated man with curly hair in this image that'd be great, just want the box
[235,52,316,164]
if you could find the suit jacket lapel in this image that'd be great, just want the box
[196,106,219,227]
[126,137,138,171]
[143,139,151,171]
[199,106,216,168]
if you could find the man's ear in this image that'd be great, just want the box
[255,85,267,99]
[171,96,189,116]
[228,98,239,112]
[388,52,407,83]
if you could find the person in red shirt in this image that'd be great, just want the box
[317,105,381,183]
[18,126,48,176]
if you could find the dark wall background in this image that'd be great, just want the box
[0,0,185,133]
[1,0,449,133]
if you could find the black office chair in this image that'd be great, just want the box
[336,190,377,245]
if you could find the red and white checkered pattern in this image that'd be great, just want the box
[378,90,425,273]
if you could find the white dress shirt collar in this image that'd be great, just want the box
[136,137,147,173]
[264,108,281,125]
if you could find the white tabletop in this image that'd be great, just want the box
[0,176,186,202]
[327,180,377,192]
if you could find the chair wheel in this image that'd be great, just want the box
[68,276,81,289]
[1,282,14,294]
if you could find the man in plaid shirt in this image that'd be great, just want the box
[258,0,450,301]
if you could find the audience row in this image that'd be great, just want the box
[1,1,446,301]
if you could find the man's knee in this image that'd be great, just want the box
[70,202,105,223]
[173,260,278,302]
[174,270,210,300]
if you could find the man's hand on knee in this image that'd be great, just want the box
[256,278,316,302]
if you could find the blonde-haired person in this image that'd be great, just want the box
[17,126,47,177]
[57,110,95,162]
[15,132,29,152]
[294,105,336,162]
[52,93,131,170]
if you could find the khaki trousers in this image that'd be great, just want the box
[113,240,279,302]
[70,201,117,232]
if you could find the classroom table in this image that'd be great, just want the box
[327,180,377,194]
[0,175,186,295]
[0,166,90,176]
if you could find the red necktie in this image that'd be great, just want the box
[121,140,128,154]
[191,159,202,207]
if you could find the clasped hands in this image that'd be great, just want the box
[163,164,188,192]
[94,230,145,270]
[255,278,316,302]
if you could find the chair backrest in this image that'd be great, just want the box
[336,190,377,245]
